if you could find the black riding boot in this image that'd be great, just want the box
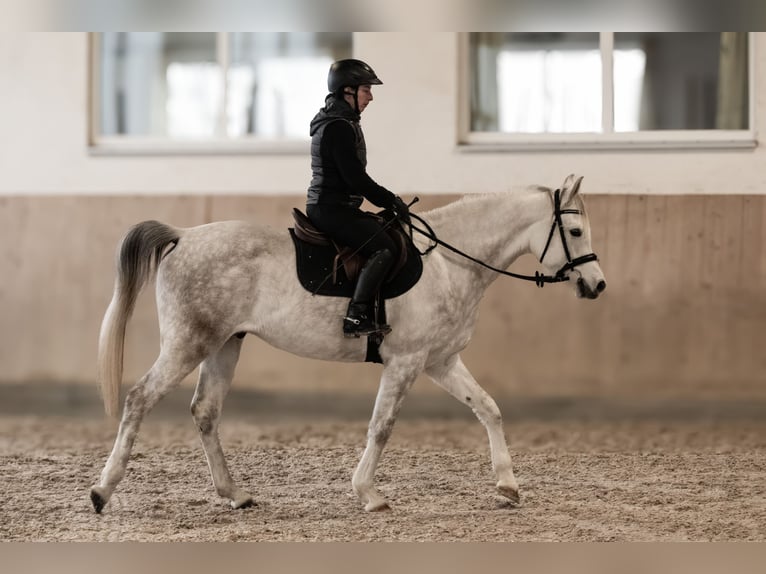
[343,248,395,338]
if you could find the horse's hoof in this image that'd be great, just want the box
[231,496,255,510]
[497,484,521,505]
[364,499,391,512]
[90,487,107,514]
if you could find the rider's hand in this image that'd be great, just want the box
[392,196,411,224]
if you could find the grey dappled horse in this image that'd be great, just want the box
[91,174,606,513]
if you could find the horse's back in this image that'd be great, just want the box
[185,219,284,248]
[166,220,289,267]
[156,219,294,312]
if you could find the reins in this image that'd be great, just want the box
[407,213,566,287]
[405,189,598,287]
[309,189,598,294]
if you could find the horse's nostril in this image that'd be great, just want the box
[597,280,606,292]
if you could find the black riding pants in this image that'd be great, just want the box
[306,204,396,257]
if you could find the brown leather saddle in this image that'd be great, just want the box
[289,208,422,299]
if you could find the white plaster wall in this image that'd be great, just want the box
[0,32,764,196]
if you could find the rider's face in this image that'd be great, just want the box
[344,85,373,113]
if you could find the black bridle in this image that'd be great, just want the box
[407,189,598,287]
[537,188,599,282]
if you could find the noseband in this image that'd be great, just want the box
[538,188,599,281]
[407,188,598,287]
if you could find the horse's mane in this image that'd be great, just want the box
[424,185,553,219]
[421,183,588,231]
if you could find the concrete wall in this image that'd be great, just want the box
[1,33,765,404]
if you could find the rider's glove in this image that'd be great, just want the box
[392,196,411,224]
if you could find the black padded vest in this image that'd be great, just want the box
[307,95,366,208]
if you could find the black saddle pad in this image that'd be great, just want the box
[289,228,423,298]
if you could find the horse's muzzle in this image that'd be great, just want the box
[577,277,606,299]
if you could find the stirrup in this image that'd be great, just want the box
[343,315,391,338]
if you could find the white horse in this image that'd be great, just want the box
[90,174,606,513]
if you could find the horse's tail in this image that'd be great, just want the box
[97,220,181,418]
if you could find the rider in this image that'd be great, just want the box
[306,59,410,338]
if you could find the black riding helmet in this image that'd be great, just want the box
[328,59,383,93]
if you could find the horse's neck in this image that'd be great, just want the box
[424,189,549,290]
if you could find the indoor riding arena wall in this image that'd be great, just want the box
[1,32,765,415]
[1,192,764,407]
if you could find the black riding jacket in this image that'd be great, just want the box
[306,94,396,210]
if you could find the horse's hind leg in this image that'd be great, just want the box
[426,354,520,504]
[90,349,202,513]
[352,355,423,512]
[190,335,253,509]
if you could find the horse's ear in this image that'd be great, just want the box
[560,174,584,205]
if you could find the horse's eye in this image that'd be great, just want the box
[570,229,582,237]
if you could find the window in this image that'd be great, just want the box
[463,32,753,150]
[90,33,353,153]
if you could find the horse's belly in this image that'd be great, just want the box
[248,289,367,363]
[256,328,367,363]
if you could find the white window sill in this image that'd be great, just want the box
[458,130,758,152]
[88,137,310,156]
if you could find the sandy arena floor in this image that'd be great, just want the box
[1,413,764,542]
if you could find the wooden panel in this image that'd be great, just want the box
[0,195,207,385]
[1,193,765,401]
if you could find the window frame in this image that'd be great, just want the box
[87,33,350,156]
[457,32,757,152]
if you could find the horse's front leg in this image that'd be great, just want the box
[191,335,253,509]
[426,354,520,504]
[352,354,424,512]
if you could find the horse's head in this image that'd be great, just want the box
[533,174,606,299]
